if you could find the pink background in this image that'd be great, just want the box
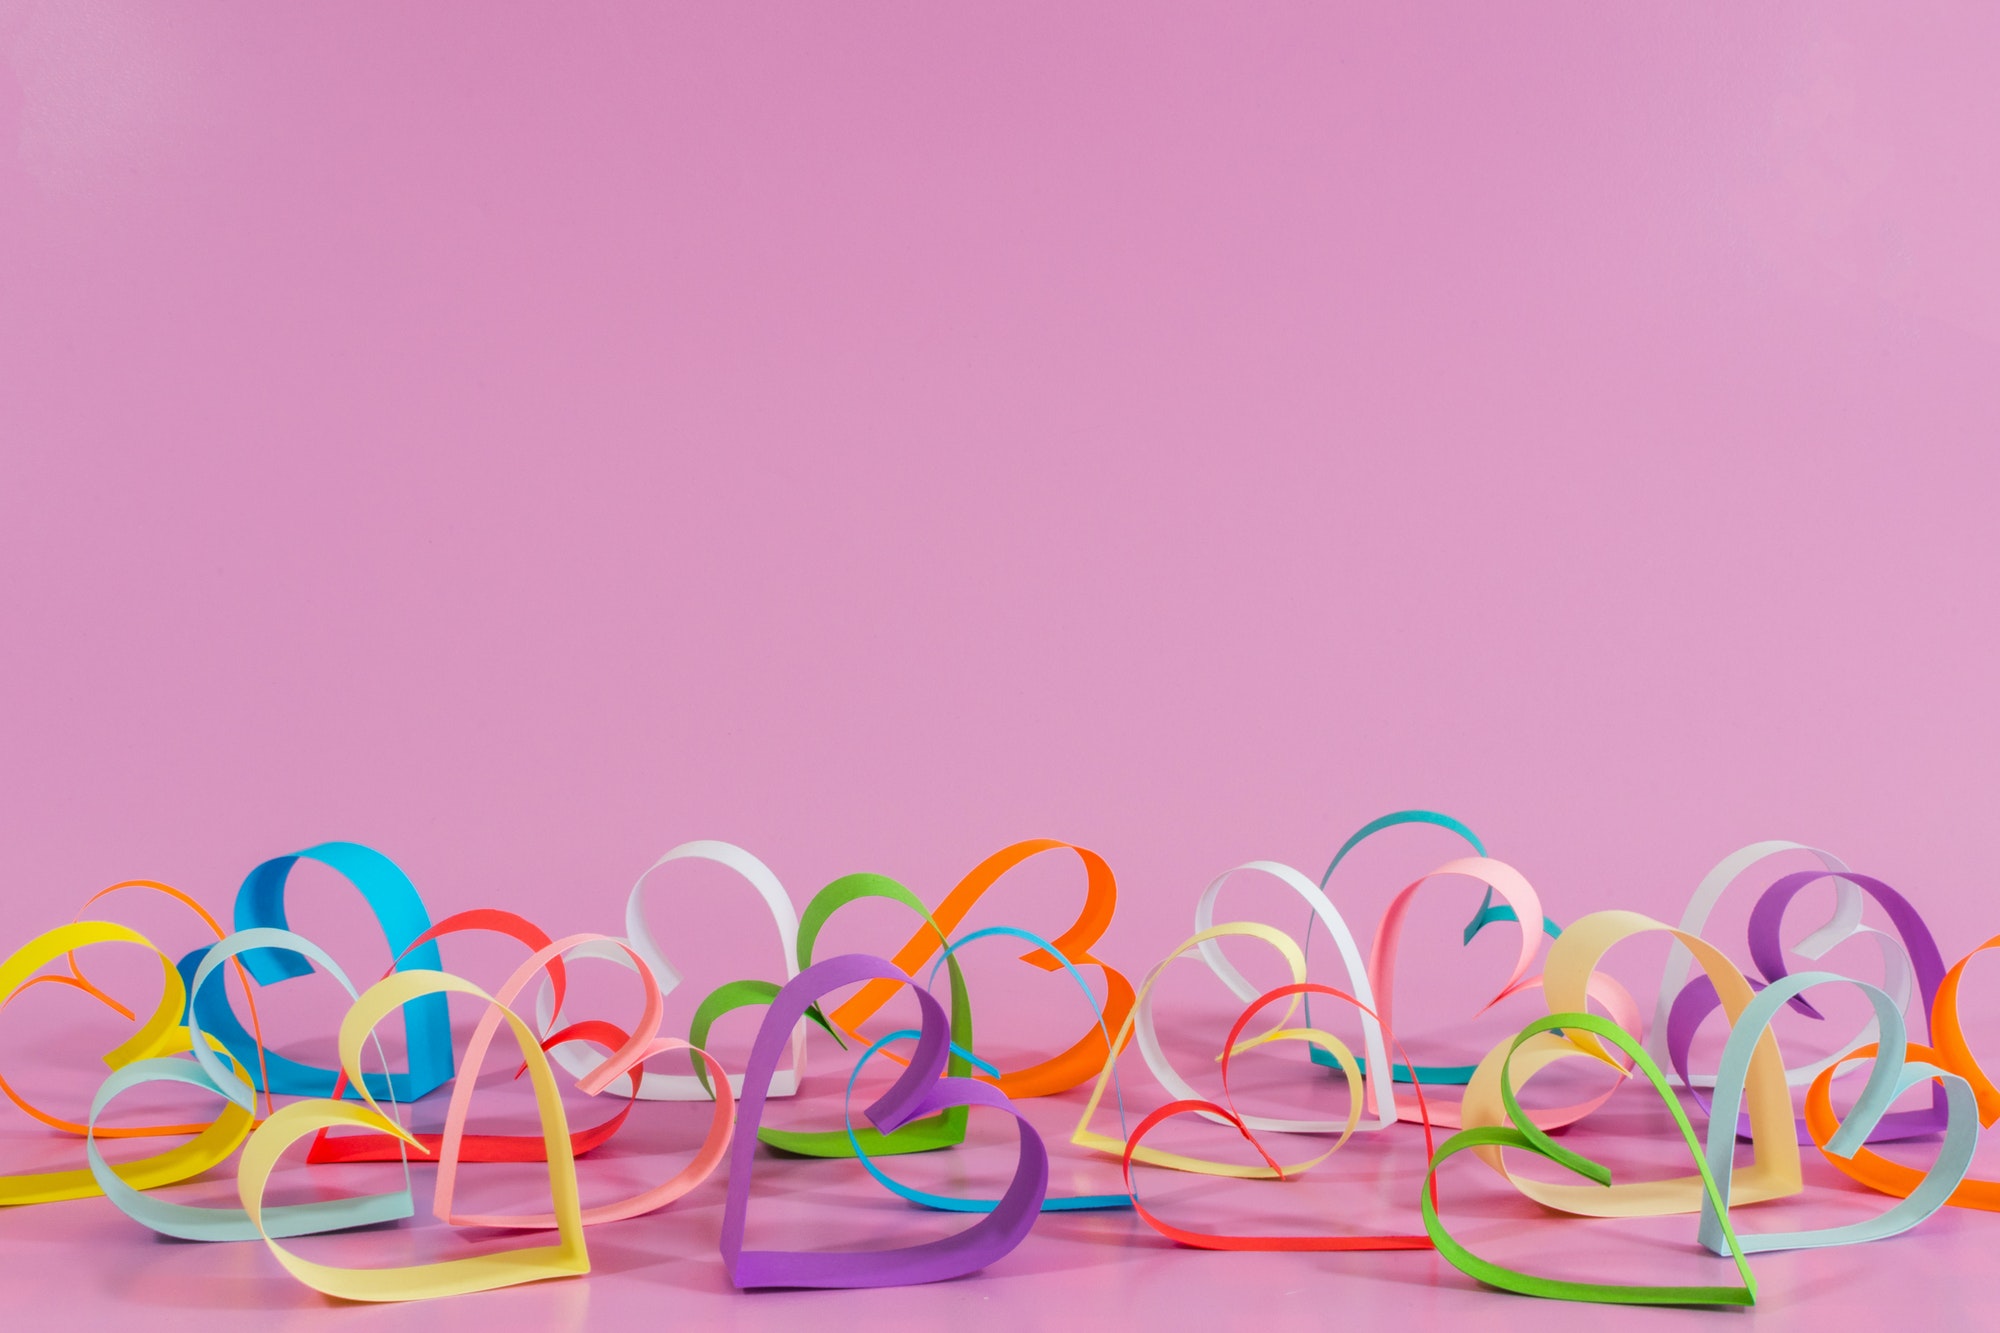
[5,3,2000,1328]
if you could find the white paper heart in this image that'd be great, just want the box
[536,840,807,1099]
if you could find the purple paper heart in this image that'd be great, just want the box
[1667,869,1948,1144]
[720,952,1050,1289]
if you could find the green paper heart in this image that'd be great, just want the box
[1421,1012,1758,1307]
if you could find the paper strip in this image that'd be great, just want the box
[826,840,1134,1098]
[721,953,1049,1289]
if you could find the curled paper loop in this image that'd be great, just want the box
[1695,970,1977,1255]
[1122,982,1435,1251]
[433,933,734,1229]
[308,907,583,1163]
[184,927,374,1113]
[844,925,1129,1213]
[0,922,206,1206]
[209,842,453,1100]
[1366,857,1546,1124]
[1423,1012,1759,1308]
[89,1040,415,1242]
[236,969,591,1303]
[564,840,808,1101]
[1076,923,1363,1174]
[1465,910,1801,1215]
[1932,931,2000,1124]
[730,871,978,1158]
[16,880,275,1131]
[826,840,1135,1099]
[721,953,1050,1289]
[1668,870,1946,1143]
[1192,861,1394,1126]
[1804,1042,2000,1211]
[1647,841,1856,1079]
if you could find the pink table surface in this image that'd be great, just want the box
[6,3,2000,1327]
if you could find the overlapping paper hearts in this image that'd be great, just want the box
[0,822,1996,1313]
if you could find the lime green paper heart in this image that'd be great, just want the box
[1421,1012,1757,1307]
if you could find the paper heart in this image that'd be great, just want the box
[1076,922,1351,1174]
[93,926,413,1241]
[1804,1042,1997,1209]
[1363,856,1549,1125]
[1647,840,1876,1085]
[1190,860,1395,1126]
[0,921,224,1206]
[826,839,1134,1098]
[722,953,1049,1289]
[308,907,595,1163]
[1807,930,2000,1211]
[543,840,806,1101]
[722,871,977,1159]
[236,968,590,1302]
[1666,871,1948,1143]
[9,879,273,1134]
[1461,910,1800,1215]
[1423,1011,1758,1307]
[1307,814,1566,1088]
[202,841,453,1101]
[432,933,733,1228]
[1694,970,1976,1253]
[853,925,1129,1212]
[314,1021,641,1164]
[1122,982,1435,1250]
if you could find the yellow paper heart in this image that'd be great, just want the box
[1074,922,1336,1177]
[0,921,248,1207]
[236,969,589,1301]
[1459,910,1800,1216]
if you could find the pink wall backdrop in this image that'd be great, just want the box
[4,4,2000,1330]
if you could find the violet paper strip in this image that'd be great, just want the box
[719,953,1049,1290]
[1668,870,1949,1143]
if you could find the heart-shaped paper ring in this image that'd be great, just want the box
[6,880,273,1134]
[432,933,734,1229]
[1423,1011,1758,1307]
[1695,970,1976,1253]
[201,841,453,1101]
[1122,982,1436,1250]
[1805,929,2000,1210]
[1461,909,1800,1216]
[1191,860,1396,1126]
[554,840,807,1101]
[699,871,978,1159]
[1646,840,1857,1079]
[1305,812,1540,1080]
[850,925,1130,1212]
[721,952,1049,1289]
[1074,922,1350,1173]
[237,968,591,1303]
[0,921,218,1207]
[1365,857,1548,1124]
[827,840,1134,1098]
[304,907,624,1164]
[1804,1042,1997,1210]
[94,924,416,1240]
[1666,870,1946,1143]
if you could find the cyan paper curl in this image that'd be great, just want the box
[200,843,452,1100]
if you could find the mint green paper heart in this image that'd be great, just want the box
[1696,970,1978,1255]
